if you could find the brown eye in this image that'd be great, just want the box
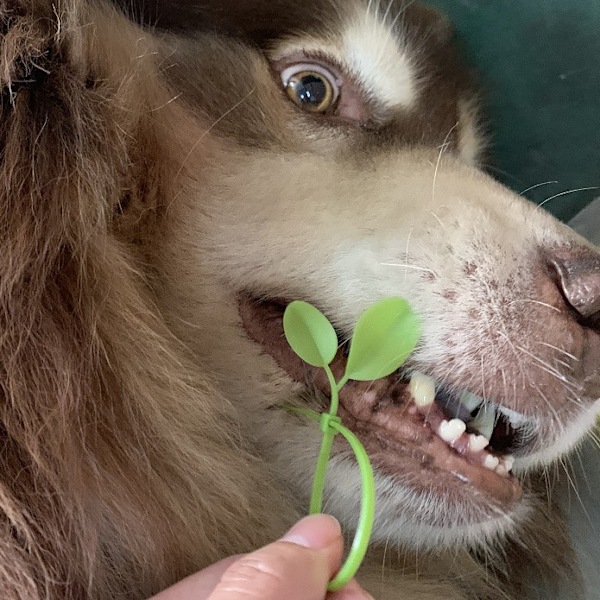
[281,64,339,113]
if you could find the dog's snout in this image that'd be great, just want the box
[548,246,600,327]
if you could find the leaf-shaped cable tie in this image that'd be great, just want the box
[283,298,420,592]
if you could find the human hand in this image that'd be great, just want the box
[150,514,374,599]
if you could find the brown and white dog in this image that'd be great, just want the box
[1,0,599,598]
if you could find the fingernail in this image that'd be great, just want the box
[281,514,342,550]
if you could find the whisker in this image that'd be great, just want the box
[427,210,447,230]
[515,344,580,393]
[478,163,521,184]
[538,186,599,209]
[379,262,437,276]
[573,446,592,493]
[531,380,564,429]
[432,122,459,205]
[507,298,561,313]
[560,457,594,526]
[519,180,559,196]
[173,88,256,184]
[534,341,578,362]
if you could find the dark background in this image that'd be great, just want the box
[429,0,600,222]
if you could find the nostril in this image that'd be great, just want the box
[548,246,600,326]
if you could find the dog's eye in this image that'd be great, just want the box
[281,64,339,113]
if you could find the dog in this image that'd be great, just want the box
[1,0,599,598]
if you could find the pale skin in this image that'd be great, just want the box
[150,515,373,600]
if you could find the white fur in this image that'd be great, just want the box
[458,98,484,165]
[516,400,600,472]
[342,9,418,109]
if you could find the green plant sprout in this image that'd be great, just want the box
[283,297,421,592]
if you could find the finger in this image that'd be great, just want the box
[328,579,374,600]
[209,514,343,600]
[149,556,241,600]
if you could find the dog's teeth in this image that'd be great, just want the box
[438,419,467,443]
[495,464,509,477]
[468,433,489,453]
[468,404,495,440]
[410,373,436,408]
[504,456,515,473]
[496,405,529,429]
[483,454,500,470]
[459,391,484,413]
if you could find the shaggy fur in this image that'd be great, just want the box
[0,2,289,597]
[0,1,597,599]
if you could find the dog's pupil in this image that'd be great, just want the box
[295,74,327,106]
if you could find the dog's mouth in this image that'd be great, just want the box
[239,296,528,512]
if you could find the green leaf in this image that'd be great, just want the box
[344,298,420,382]
[283,301,339,368]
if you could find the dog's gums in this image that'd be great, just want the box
[239,296,523,512]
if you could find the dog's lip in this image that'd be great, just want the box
[238,294,522,508]
[335,378,522,506]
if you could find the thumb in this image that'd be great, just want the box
[209,514,343,600]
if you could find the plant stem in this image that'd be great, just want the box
[336,374,350,393]
[309,428,336,514]
[310,364,343,513]
[324,364,339,415]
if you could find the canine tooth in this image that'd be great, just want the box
[484,455,500,470]
[468,434,489,453]
[459,391,484,413]
[410,373,436,408]
[438,419,467,443]
[469,404,495,440]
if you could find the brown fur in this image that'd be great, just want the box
[0,2,289,598]
[0,1,582,599]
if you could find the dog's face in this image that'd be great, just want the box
[151,0,600,549]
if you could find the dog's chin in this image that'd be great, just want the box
[238,294,595,544]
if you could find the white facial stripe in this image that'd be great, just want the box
[342,9,418,109]
[271,9,418,110]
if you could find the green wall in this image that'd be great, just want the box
[428,1,600,222]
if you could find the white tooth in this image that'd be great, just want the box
[504,456,515,472]
[496,464,509,477]
[496,405,530,429]
[484,454,500,470]
[438,419,467,443]
[468,434,490,453]
[460,391,484,413]
[469,404,495,440]
[410,373,436,408]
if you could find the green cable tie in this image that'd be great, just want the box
[285,405,375,591]
[282,298,421,592]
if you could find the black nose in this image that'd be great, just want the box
[549,246,600,329]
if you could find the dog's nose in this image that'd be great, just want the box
[548,246,600,328]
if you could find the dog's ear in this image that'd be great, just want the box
[0,1,288,597]
[115,0,457,50]
[113,0,341,44]
[0,0,179,595]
